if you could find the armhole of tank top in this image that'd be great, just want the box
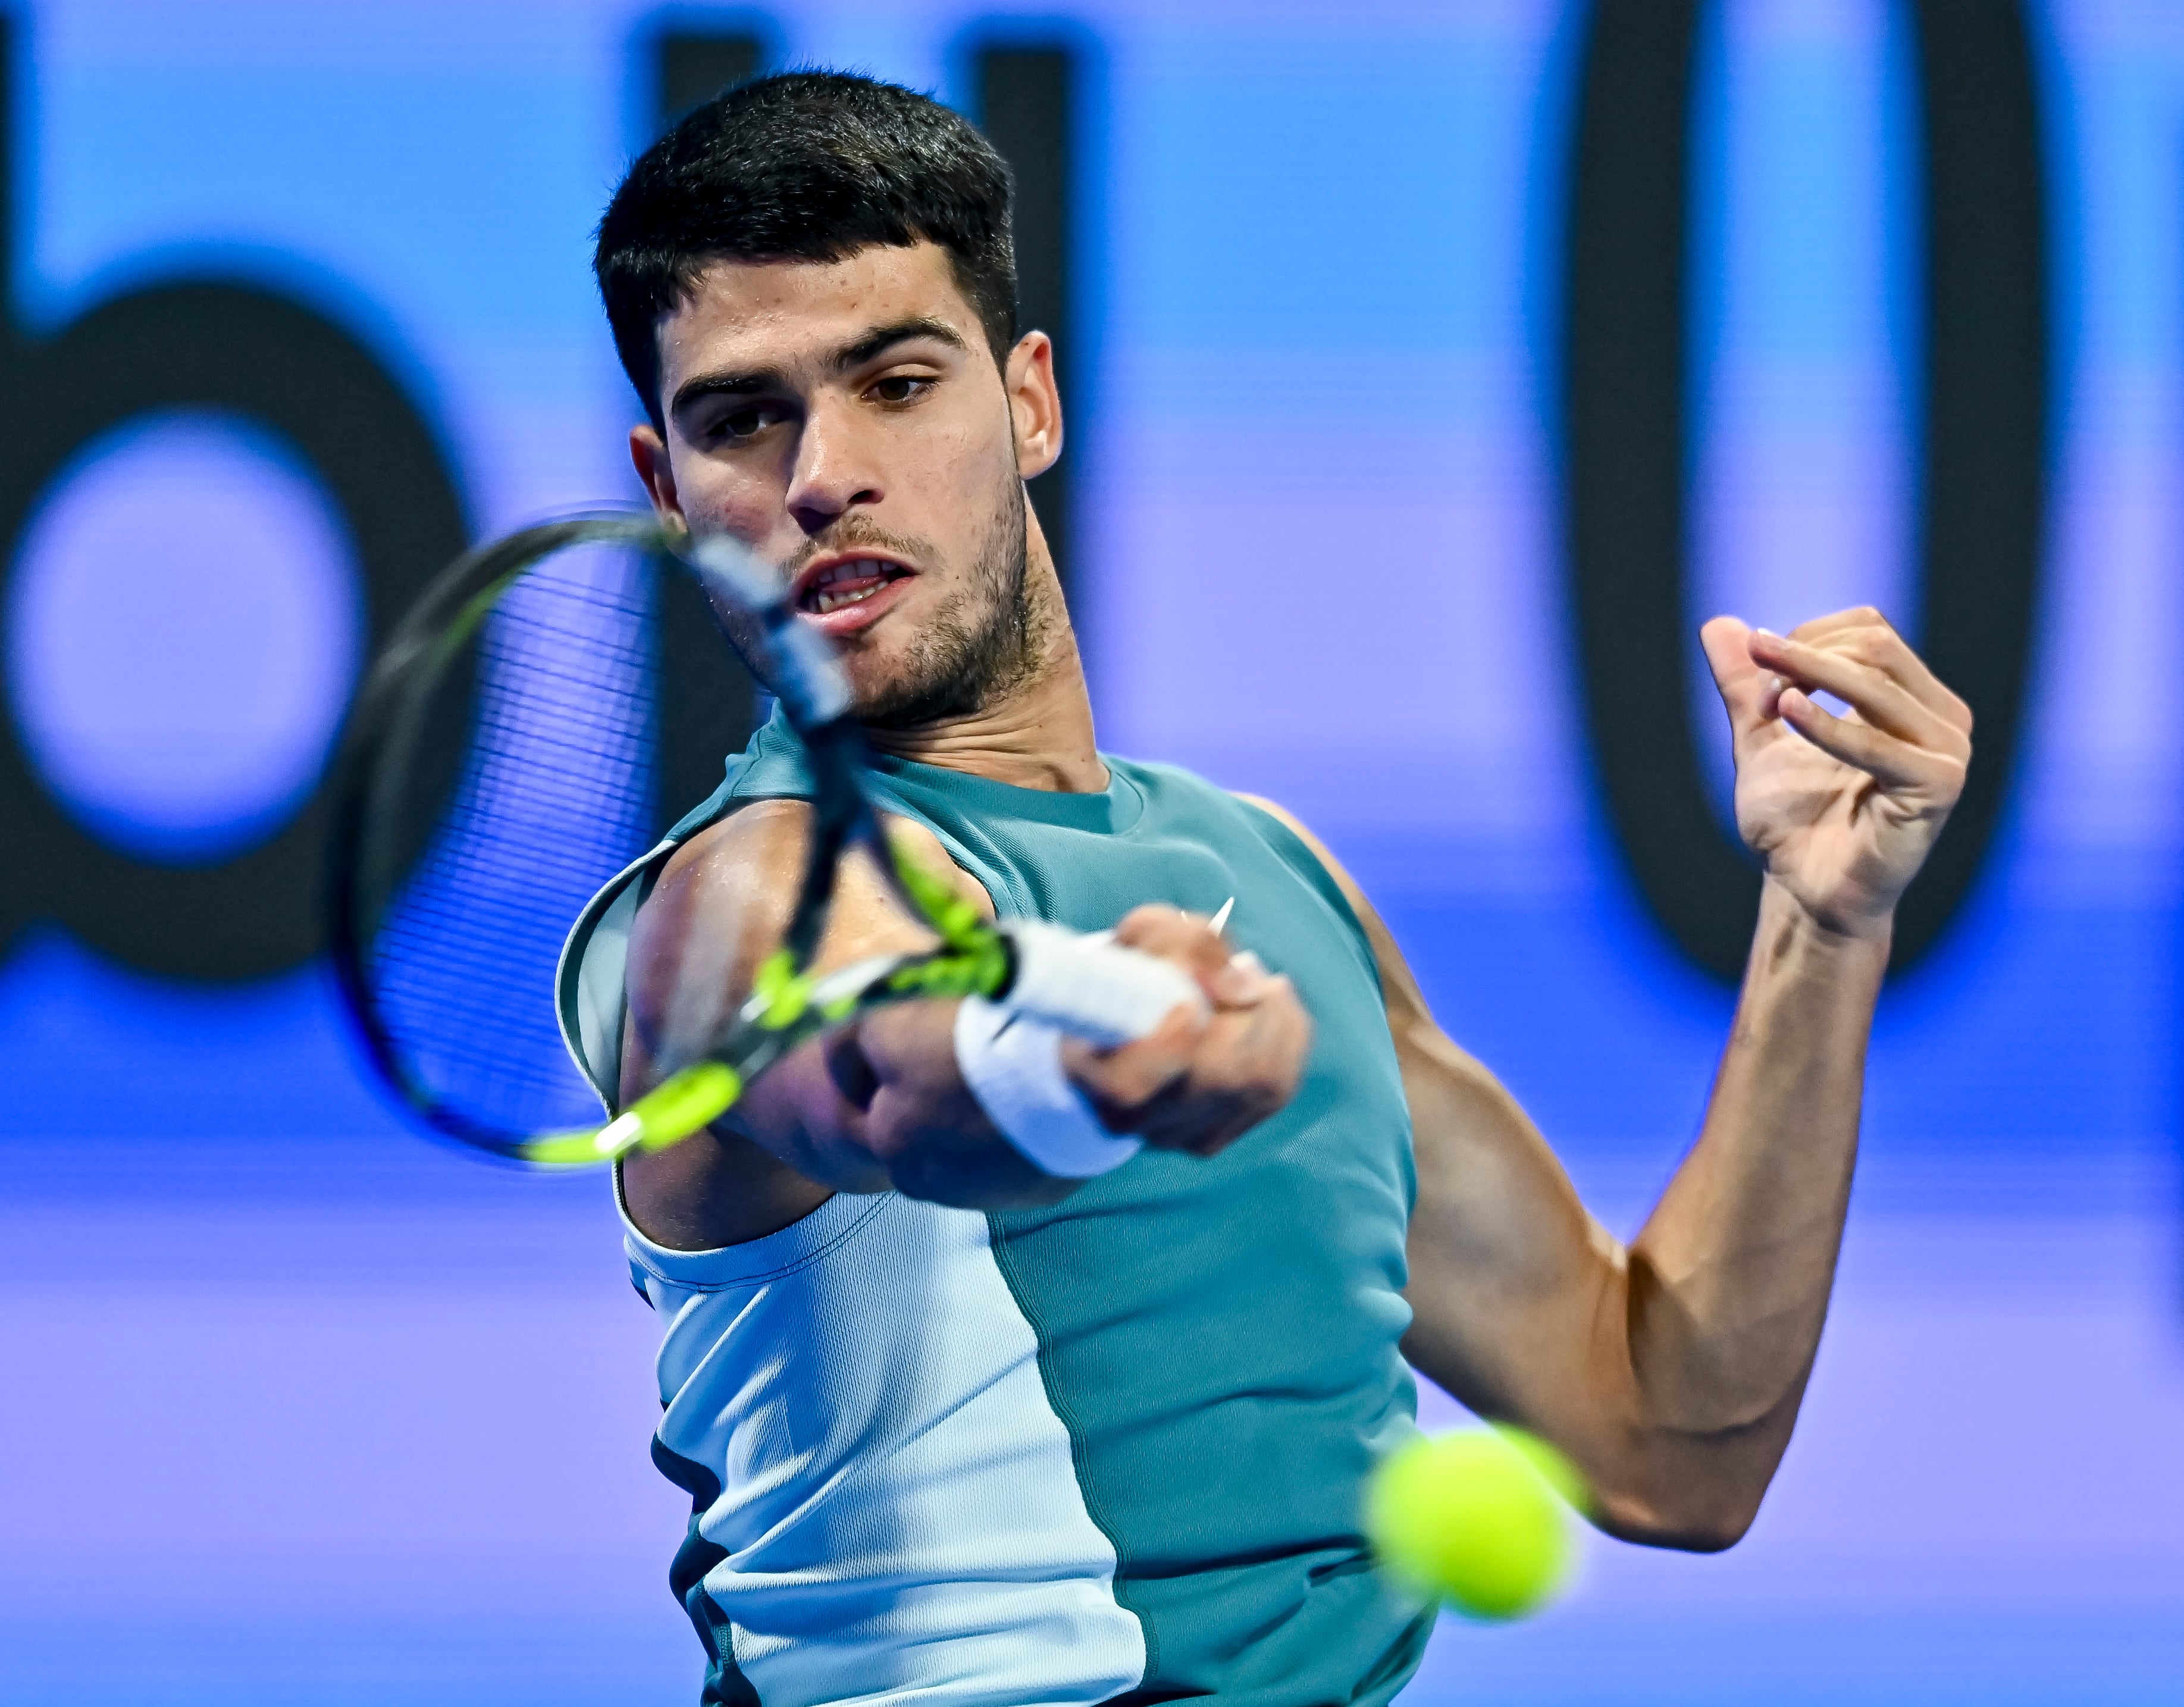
[1232,796,1385,1003]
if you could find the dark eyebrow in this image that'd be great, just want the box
[669,316,972,423]
[832,315,970,371]
[669,365,783,420]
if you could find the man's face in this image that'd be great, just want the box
[634,241,1059,727]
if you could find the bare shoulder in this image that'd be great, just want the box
[628,801,992,1042]
[650,795,810,910]
[626,800,809,1025]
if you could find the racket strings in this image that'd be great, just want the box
[334,514,1020,1163]
[363,551,660,1135]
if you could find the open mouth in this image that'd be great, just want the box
[797,557,914,617]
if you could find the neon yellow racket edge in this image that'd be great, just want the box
[520,921,1011,1167]
[328,513,1009,1166]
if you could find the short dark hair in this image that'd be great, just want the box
[595,71,1019,424]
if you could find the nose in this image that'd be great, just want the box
[784,394,882,536]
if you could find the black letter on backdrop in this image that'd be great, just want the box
[970,43,1079,606]
[1564,0,2047,980]
[0,15,469,980]
[644,23,771,827]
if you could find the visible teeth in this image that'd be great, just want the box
[804,558,901,614]
[812,582,885,614]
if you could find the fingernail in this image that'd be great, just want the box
[1229,950,1267,978]
[1756,626,1780,639]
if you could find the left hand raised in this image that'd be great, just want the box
[1700,607,1972,940]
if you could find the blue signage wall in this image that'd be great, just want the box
[1,4,2178,1703]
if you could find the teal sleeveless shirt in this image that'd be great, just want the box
[559,713,1433,1704]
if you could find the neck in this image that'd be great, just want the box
[862,529,1106,793]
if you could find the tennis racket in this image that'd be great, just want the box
[327,512,1196,1166]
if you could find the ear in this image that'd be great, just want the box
[1005,331,1064,480]
[629,422,687,529]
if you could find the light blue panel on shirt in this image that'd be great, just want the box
[626,1188,1147,1706]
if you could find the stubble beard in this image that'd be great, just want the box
[853,474,1045,732]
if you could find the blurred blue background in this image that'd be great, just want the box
[1,1,2180,1702]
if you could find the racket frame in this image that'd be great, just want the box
[327,512,1017,1166]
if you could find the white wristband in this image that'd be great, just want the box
[998,920,1207,1044]
[954,995,1143,1178]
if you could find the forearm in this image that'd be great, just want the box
[1617,880,1887,1505]
[621,807,1296,1244]
[621,968,1076,1251]
[632,920,1284,1229]
[1390,610,1964,1551]
[620,1019,1079,1248]
[744,1014,1082,1208]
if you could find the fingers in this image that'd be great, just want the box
[1061,1002,1206,1110]
[1112,903,1235,996]
[1776,687,1964,795]
[1775,607,1973,732]
[1062,900,1273,1113]
[1047,902,1314,1159]
[1749,627,1967,755]
[1698,615,1768,740]
[1156,974,1309,1155]
[1708,607,1974,796]
[1063,954,1313,1159]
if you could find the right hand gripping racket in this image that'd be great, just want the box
[327,513,1199,1166]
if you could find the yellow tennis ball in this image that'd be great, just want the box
[1364,1427,1583,1621]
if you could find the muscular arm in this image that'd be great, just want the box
[618,800,1060,1250]
[1258,805,1876,1551]
[619,799,1310,1252]
[1251,607,1970,1552]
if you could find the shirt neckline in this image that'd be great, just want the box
[751,710,1148,836]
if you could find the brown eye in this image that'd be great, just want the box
[872,375,928,404]
[709,403,784,447]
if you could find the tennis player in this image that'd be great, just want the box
[558,73,1972,1705]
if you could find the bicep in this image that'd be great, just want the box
[615,802,895,1245]
[621,801,944,1081]
[621,801,958,1176]
[618,804,1066,1227]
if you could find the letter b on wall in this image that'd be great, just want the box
[0,17,468,980]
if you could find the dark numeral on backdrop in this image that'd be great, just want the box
[645,24,773,831]
[1564,0,2047,980]
[970,43,1079,605]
